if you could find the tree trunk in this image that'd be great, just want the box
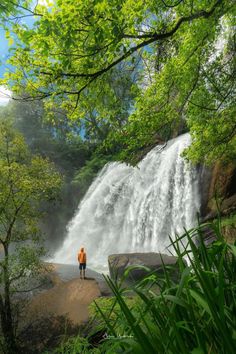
[0,244,19,353]
[0,295,18,354]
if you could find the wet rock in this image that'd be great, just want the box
[108,252,180,282]
[200,162,236,219]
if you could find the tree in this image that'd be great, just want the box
[0,122,61,353]
[2,0,236,163]
[0,1,42,22]
[74,66,138,142]
[4,0,228,100]
[0,99,91,171]
[0,100,96,250]
[101,9,236,163]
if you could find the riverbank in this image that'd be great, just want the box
[24,277,101,325]
[17,263,107,353]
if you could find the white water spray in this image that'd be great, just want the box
[53,134,200,271]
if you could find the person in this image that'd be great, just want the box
[78,247,86,279]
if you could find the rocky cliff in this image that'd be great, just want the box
[200,162,236,220]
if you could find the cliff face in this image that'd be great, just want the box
[222,222,236,244]
[200,162,236,219]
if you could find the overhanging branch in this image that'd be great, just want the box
[41,0,223,81]
[16,0,225,102]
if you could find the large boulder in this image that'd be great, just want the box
[108,253,180,283]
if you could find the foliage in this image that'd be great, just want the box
[46,335,101,354]
[72,154,112,195]
[101,5,236,163]
[0,1,41,22]
[221,212,236,228]
[0,100,91,173]
[0,100,94,250]
[87,220,236,353]
[89,296,138,334]
[2,0,236,164]
[0,121,61,353]
[50,220,236,353]
[68,67,138,143]
[0,1,27,18]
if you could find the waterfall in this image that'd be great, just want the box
[53,133,200,272]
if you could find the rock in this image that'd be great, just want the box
[108,252,180,282]
[222,223,236,244]
[208,162,236,201]
[23,277,101,326]
[195,225,217,246]
[198,164,212,217]
[200,162,236,219]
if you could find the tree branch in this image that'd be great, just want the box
[41,0,223,83]
[13,0,225,104]
[161,0,184,8]
[8,1,43,17]
[8,13,42,20]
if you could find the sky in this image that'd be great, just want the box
[0,0,49,105]
[0,29,11,105]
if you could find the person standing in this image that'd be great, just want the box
[78,247,87,279]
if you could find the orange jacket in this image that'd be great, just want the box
[78,249,86,263]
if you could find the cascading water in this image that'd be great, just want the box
[53,133,200,272]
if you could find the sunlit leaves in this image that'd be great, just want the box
[0,121,62,246]
[2,0,236,163]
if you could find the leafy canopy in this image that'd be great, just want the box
[2,0,236,163]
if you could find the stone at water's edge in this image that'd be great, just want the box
[108,253,180,282]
